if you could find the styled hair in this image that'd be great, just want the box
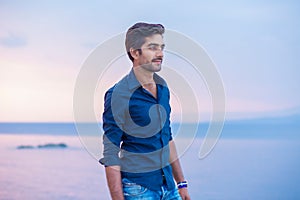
[125,22,165,62]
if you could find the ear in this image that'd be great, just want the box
[130,48,139,60]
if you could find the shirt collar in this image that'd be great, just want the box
[127,68,167,91]
[127,68,141,91]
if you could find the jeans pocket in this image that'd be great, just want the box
[122,178,148,196]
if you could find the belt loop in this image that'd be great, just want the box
[162,174,166,184]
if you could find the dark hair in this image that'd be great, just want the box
[125,22,165,62]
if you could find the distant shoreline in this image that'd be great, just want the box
[0,119,299,140]
[17,143,68,149]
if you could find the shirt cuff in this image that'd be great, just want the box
[99,156,121,167]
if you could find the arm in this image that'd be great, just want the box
[105,166,124,200]
[100,88,125,199]
[169,140,191,200]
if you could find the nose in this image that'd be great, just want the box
[156,48,163,57]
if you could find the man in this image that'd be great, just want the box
[100,22,191,200]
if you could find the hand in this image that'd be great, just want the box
[179,188,191,200]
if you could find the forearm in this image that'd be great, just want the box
[169,140,185,182]
[171,158,185,182]
[169,140,191,200]
[105,166,124,200]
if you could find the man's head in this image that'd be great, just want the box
[125,22,165,72]
[126,22,165,60]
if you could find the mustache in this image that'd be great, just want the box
[152,58,163,62]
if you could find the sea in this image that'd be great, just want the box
[0,115,300,199]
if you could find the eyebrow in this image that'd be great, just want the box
[147,43,165,47]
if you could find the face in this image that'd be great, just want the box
[132,34,165,72]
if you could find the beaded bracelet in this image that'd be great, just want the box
[177,181,188,189]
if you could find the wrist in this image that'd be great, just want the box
[177,180,188,189]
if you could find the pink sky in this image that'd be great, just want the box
[1,1,299,122]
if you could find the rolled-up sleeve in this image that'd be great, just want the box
[166,86,173,142]
[99,88,124,167]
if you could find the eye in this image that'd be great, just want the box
[147,44,165,52]
[148,45,159,51]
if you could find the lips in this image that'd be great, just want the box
[152,58,163,64]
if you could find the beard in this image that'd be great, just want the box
[139,58,162,72]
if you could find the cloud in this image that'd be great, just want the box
[0,33,27,48]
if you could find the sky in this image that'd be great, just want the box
[0,0,300,122]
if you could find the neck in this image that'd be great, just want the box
[133,66,155,86]
[133,66,157,99]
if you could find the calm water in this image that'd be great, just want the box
[0,120,300,199]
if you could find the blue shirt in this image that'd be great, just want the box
[99,69,175,191]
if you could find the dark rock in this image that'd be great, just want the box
[37,143,68,149]
[17,145,35,149]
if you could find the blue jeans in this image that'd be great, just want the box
[122,178,182,200]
